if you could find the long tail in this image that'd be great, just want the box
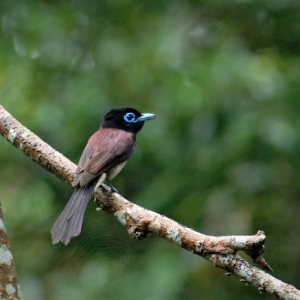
[51,179,97,245]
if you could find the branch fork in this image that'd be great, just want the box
[94,187,271,271]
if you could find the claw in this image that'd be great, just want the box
[107,180,118,194]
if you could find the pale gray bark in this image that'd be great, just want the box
[0,200,23,300]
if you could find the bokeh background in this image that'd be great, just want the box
[1,1,300,299]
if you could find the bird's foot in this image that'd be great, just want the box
[107,181,118,195]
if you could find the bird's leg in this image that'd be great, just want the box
[94,173,107,192]
[107,180,118,194]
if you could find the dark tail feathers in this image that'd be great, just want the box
[51,180,97,245]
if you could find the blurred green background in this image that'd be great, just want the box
[1,0,300,299]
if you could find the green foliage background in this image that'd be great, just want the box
[1,1,300,299]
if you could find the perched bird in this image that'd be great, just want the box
[51,107,156,245]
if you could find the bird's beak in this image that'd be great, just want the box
[136,113,156,122]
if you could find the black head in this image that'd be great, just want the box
[101,107,156,134]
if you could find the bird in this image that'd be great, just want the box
[51,107,156,245]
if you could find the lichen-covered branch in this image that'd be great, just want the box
[1,104,300,300]
[0,200,23,300]
[95,190,271,269]
[210,254,300,299]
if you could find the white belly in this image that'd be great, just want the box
[107,161,127,180]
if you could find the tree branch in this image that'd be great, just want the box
[0,200,23,300]
[1,104,299,300]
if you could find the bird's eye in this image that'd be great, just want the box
[124,112,136,123]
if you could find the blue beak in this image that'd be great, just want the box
[136,113,156,122]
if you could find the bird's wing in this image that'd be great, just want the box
[73,128,136,187]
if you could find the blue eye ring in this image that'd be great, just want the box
[124,112,136,123]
